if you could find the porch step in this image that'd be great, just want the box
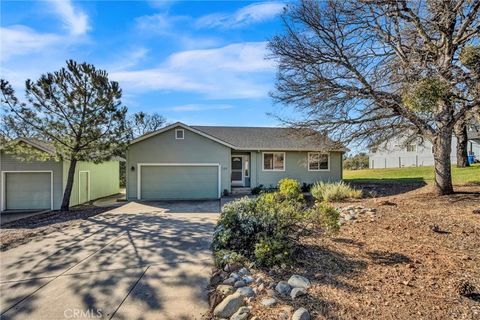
[231,187,252,195]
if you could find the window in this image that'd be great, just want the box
[245,158,249,177]
[175,129,184,140]
[263,152,285,171]
[406,144,416,152]
[308,152,329,171]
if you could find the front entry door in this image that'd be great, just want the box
[231,156,244,187]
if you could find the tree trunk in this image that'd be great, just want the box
[454,119,470,167]
[61,159,77,211]
[432,132,454,195]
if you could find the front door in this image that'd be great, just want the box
[231,156,244,187]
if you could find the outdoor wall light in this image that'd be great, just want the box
[131,166,135,171]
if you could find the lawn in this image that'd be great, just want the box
[344,164,480,185]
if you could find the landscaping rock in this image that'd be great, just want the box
[223,277,236,285]
[243,276,254,284]
[260,297,277,307]
[257,283,265,292]
[217,285,235,296]
[210,270,227,286]
[236,286,255,298]
[275,281,292,295]
[292,308,310,320]
[290,287,307,299]
[230,306,250,320]
[238,267,250,276]
[234,280,246,288]
[213,293,244,318]
[288,275,311,289]
[224,263,242,273]
[230,272,241,280]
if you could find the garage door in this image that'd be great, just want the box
[4,172,51,210]
[140,165,219,200]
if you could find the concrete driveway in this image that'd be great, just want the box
[0,201,220,320]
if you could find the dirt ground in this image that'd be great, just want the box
[251,183,480,320]
[0,205,111,251]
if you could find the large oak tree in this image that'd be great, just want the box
[1,60,128,210]
[269,0,479,195]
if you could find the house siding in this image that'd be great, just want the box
[126,126,231,200]
[250,151,342,188]
[64,160,120,207]
[369,137,480,169]
[0,151,64,210]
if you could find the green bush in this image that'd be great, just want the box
[212,179,342,268]
[254,238,292,267]
[306,203,340,233]
[278,178,302,201]
[311,181,362,202]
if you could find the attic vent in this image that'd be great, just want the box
[175,129,184,140]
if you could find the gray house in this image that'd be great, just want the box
[0,139,120,211]
[126,122,346,200]
[369,129,480,169]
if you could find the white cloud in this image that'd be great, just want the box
[196,2,284,29]
[169,104,234,112]
[108,48,150,71]
[0,25,61,61]
[111,42,276,99]
[48,0,90,35]
[135,13,189,35]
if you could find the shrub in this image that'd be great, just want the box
[311,181,362,202]
[212,179,341,268]
[251,184,264,195]
[301,182,313,192]
[254,237,292,267]
[278,178,302,200]
[306,203,340,233]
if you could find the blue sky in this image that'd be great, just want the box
[1,0,292,126]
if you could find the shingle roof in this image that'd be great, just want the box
[191,125,347,152]
[0,138,58,154]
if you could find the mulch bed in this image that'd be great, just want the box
[249,184,480,319]
[0,205,112,251]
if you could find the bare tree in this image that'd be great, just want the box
[128,111,166,139]
[268,0,479,195]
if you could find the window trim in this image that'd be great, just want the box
[175,129,184,140]
[262,152,286,172]
[308,152,330,172]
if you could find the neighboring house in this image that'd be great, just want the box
[0,138,120,211]
[126,122,347,201]
[368,127,480,169]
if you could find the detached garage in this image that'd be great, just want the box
[1,138,120,212]
[3,172,52,210]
